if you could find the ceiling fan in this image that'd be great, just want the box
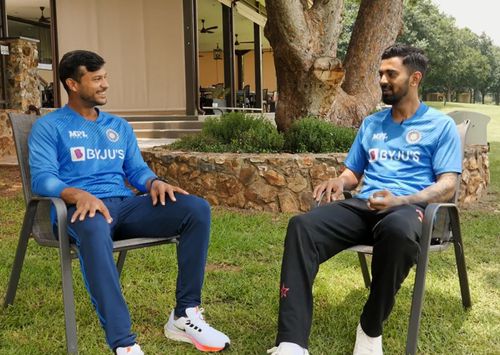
[234,34,254,46]
[200,19,218,34]
[38,6,50,24]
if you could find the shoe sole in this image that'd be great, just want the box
[164,326,230,352]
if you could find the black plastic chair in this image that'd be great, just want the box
[3,113,179,354]
[318,119,472,354]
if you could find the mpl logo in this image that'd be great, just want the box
[70,147,86,161]
[372,132,388,141]
[69,131,88,139]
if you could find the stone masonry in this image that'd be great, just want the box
[142,147,490,212]
[1,37,41,111]
[0,109,22,160]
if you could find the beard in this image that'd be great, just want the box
[79,90,107,107]
[381,80,409,105]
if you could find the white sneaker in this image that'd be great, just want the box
[164,306,230,352]
[267,342,310,355]
[115,343,144,355]
[353,324,383,355]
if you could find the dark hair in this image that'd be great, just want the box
[59,50,105,93]
[382,44,429,80]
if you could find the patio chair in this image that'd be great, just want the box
[3,113,179,354]
[318,119,472,354]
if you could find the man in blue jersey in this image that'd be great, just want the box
[29,50,230,355]
[267,44,461,355]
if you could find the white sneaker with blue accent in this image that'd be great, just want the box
[164,306,230,352]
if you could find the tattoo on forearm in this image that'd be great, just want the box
[411,173,458,204]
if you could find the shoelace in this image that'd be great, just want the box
[186,307,211,329]
[267,346,278,354]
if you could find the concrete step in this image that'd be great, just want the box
[134,128,201,139]
[130,120,204,130]
[137,138,177,148]
[124,115,199,122]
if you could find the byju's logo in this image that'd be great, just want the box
[368,148,420,163]
[69,131,88,139]
[369,148,379,162]
[70,147,86,161]
[69,147,125,162]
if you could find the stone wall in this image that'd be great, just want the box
[143,146,490,212]
[459,145,490,205]
[143,150,344,212]
[1,37,41,111]
[0,109,21,160]
[0,109,55,161]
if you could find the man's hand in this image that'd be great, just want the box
[367,190,403,210]
[61,188,113,223]
[313,178,345,203]
[150,179,189,206]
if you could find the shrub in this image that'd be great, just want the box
[169,133,227,152]
[168,113,356,153]
[169,112,284,153]
[284,116,356,153]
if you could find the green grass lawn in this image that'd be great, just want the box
[426,101,500,142]
[1,109,499,354]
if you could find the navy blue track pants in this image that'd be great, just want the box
[65,193,211,350]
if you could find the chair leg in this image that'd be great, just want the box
[406,206,434,355]
[449,209,472,308]
[60,246,78,354]
[54,201,78,354]
[406,262,428,355]
[357,252,371,288]
[4,206,35,307]
[116,251,127,277]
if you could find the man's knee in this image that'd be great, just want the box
[70,214,111,239]
[376,207,422,240]
[287,214,312,233]
[374,221,420,263]
[285,213,316,246]
[182,195,211,226]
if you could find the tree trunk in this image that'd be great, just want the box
[264,0,403,131]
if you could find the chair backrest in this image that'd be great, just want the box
[432,119,470,243]
[454,119,470,203]
[8,112,59,247]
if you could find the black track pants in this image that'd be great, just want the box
[276,198,424,349]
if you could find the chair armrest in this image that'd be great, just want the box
[27,196,69,249]
[421,203,459,248]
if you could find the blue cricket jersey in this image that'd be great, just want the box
[344,102,461,200]
[29,105,156,198]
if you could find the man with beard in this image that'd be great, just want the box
[29,50,230,354]
[267,44,461,355]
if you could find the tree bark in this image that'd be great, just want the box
[265,0,403,131]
